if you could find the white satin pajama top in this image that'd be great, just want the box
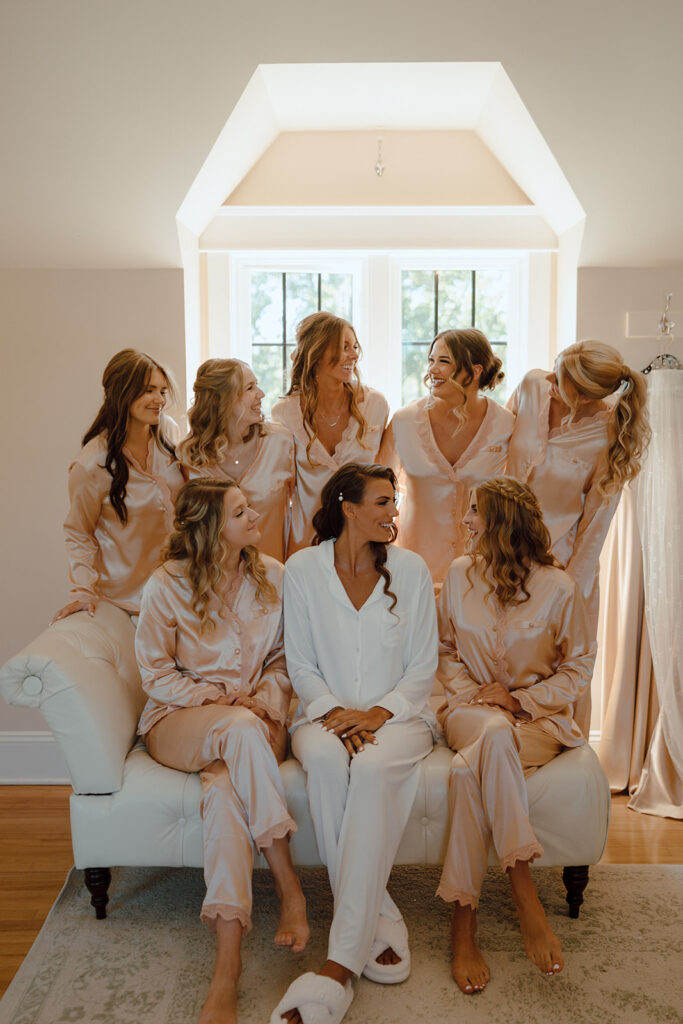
[506,370,619,601]
[436,558,596,747]
[380,396,514,588]
[284,540,437,733]
[136,555,291,736]
[271,387,389,554]
[181,422,295,563]
[63,431,184,613]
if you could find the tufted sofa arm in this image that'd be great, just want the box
[0,602,144,794]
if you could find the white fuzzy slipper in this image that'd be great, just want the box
[270,971,354,1024]
[361,915,411,984]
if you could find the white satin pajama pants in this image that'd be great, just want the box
[146,704,297,930]
[292,717,433,975]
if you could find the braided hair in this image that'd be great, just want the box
[467,476,558,606]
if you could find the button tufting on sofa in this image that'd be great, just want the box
[22,675,43,696]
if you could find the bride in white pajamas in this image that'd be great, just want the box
[271,463,437,1024]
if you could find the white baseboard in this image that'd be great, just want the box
[0,731,70,784]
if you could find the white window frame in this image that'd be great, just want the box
[224,249,533,414]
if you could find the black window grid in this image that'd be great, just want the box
[403,269,508,350]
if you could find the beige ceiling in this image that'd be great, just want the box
[224,131,532,207]
[0,0,680,268]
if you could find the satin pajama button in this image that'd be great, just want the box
[420,816,429,826]
[234,648,240,655]
[514,721,521,728]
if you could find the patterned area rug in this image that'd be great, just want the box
[1,865,681,1024]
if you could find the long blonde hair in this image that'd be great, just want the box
[286,311,368,461]
[162,479,278,631]
[467,477,558,606]
[426,328,504,431]
[179,359,263,468]
[556,341,650,497]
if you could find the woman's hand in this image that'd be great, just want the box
[51,599,97,624]
[322,706,393,756]
[212,694,288,762]
[470,682,522,714]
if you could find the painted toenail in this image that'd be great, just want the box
[553,964,560,970]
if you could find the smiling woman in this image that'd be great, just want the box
[52,349,185,622]
[178,358,296,562]
[271,312,389,554]
[379,328,514,590]
[274,463,436,1024]
[136,478,309,1024]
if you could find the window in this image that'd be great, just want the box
[401,268,512,405]
[230,251,523,415]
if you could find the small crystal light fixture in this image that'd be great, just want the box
[374,135,385,177]
[658,292,675,337]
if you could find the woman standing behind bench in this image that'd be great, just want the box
[271,312,389,554]
[137,478,308,1024]
[52,349,184,622]
[179,358,295,563]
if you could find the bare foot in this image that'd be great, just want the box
[376,946,401,965]
[515,897,564,976]
[451,903,490,994]
[508,863,564,977]
[274,889,310,953]
[198,976,238,1024]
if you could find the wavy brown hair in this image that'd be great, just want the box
[467,477,558,606]
[286,311,368,462]
[312,463,398,612]
[178,359,264,469]
[82,349,176,524]
[426,328,505,431]
[556,341,650,497]
[162,479,278,632]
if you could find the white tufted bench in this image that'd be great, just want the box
[0,601,610,919]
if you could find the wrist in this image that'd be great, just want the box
[372,706,393,724]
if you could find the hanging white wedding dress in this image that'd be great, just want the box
[629,367,683,818]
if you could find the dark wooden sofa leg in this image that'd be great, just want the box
[562,865,589,918]
[84,867,112,919]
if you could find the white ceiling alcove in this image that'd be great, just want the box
[178,62,585,394]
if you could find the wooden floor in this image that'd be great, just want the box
[0,787,681,998]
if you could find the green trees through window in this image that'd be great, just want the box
[401,269,510,405]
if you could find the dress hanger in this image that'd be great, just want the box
[642,293,682,373]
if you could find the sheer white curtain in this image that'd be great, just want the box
[629,369,683,818]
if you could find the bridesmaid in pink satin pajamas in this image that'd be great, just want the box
[506,342,650,733]
[136,477,308,1024]
[436,477,595,995]
[380,329,513,591]
[179,359,296,563]
[271,311,389,555]
[53,349,184,622]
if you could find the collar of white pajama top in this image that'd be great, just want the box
[136,555,291,736]
[435,556,596,748]
[380,395,514,587]
[63,427,185,613]
[506,369,619,599]
[271,386,389,555]
[180,422,296,563]
[284,538,438,733]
